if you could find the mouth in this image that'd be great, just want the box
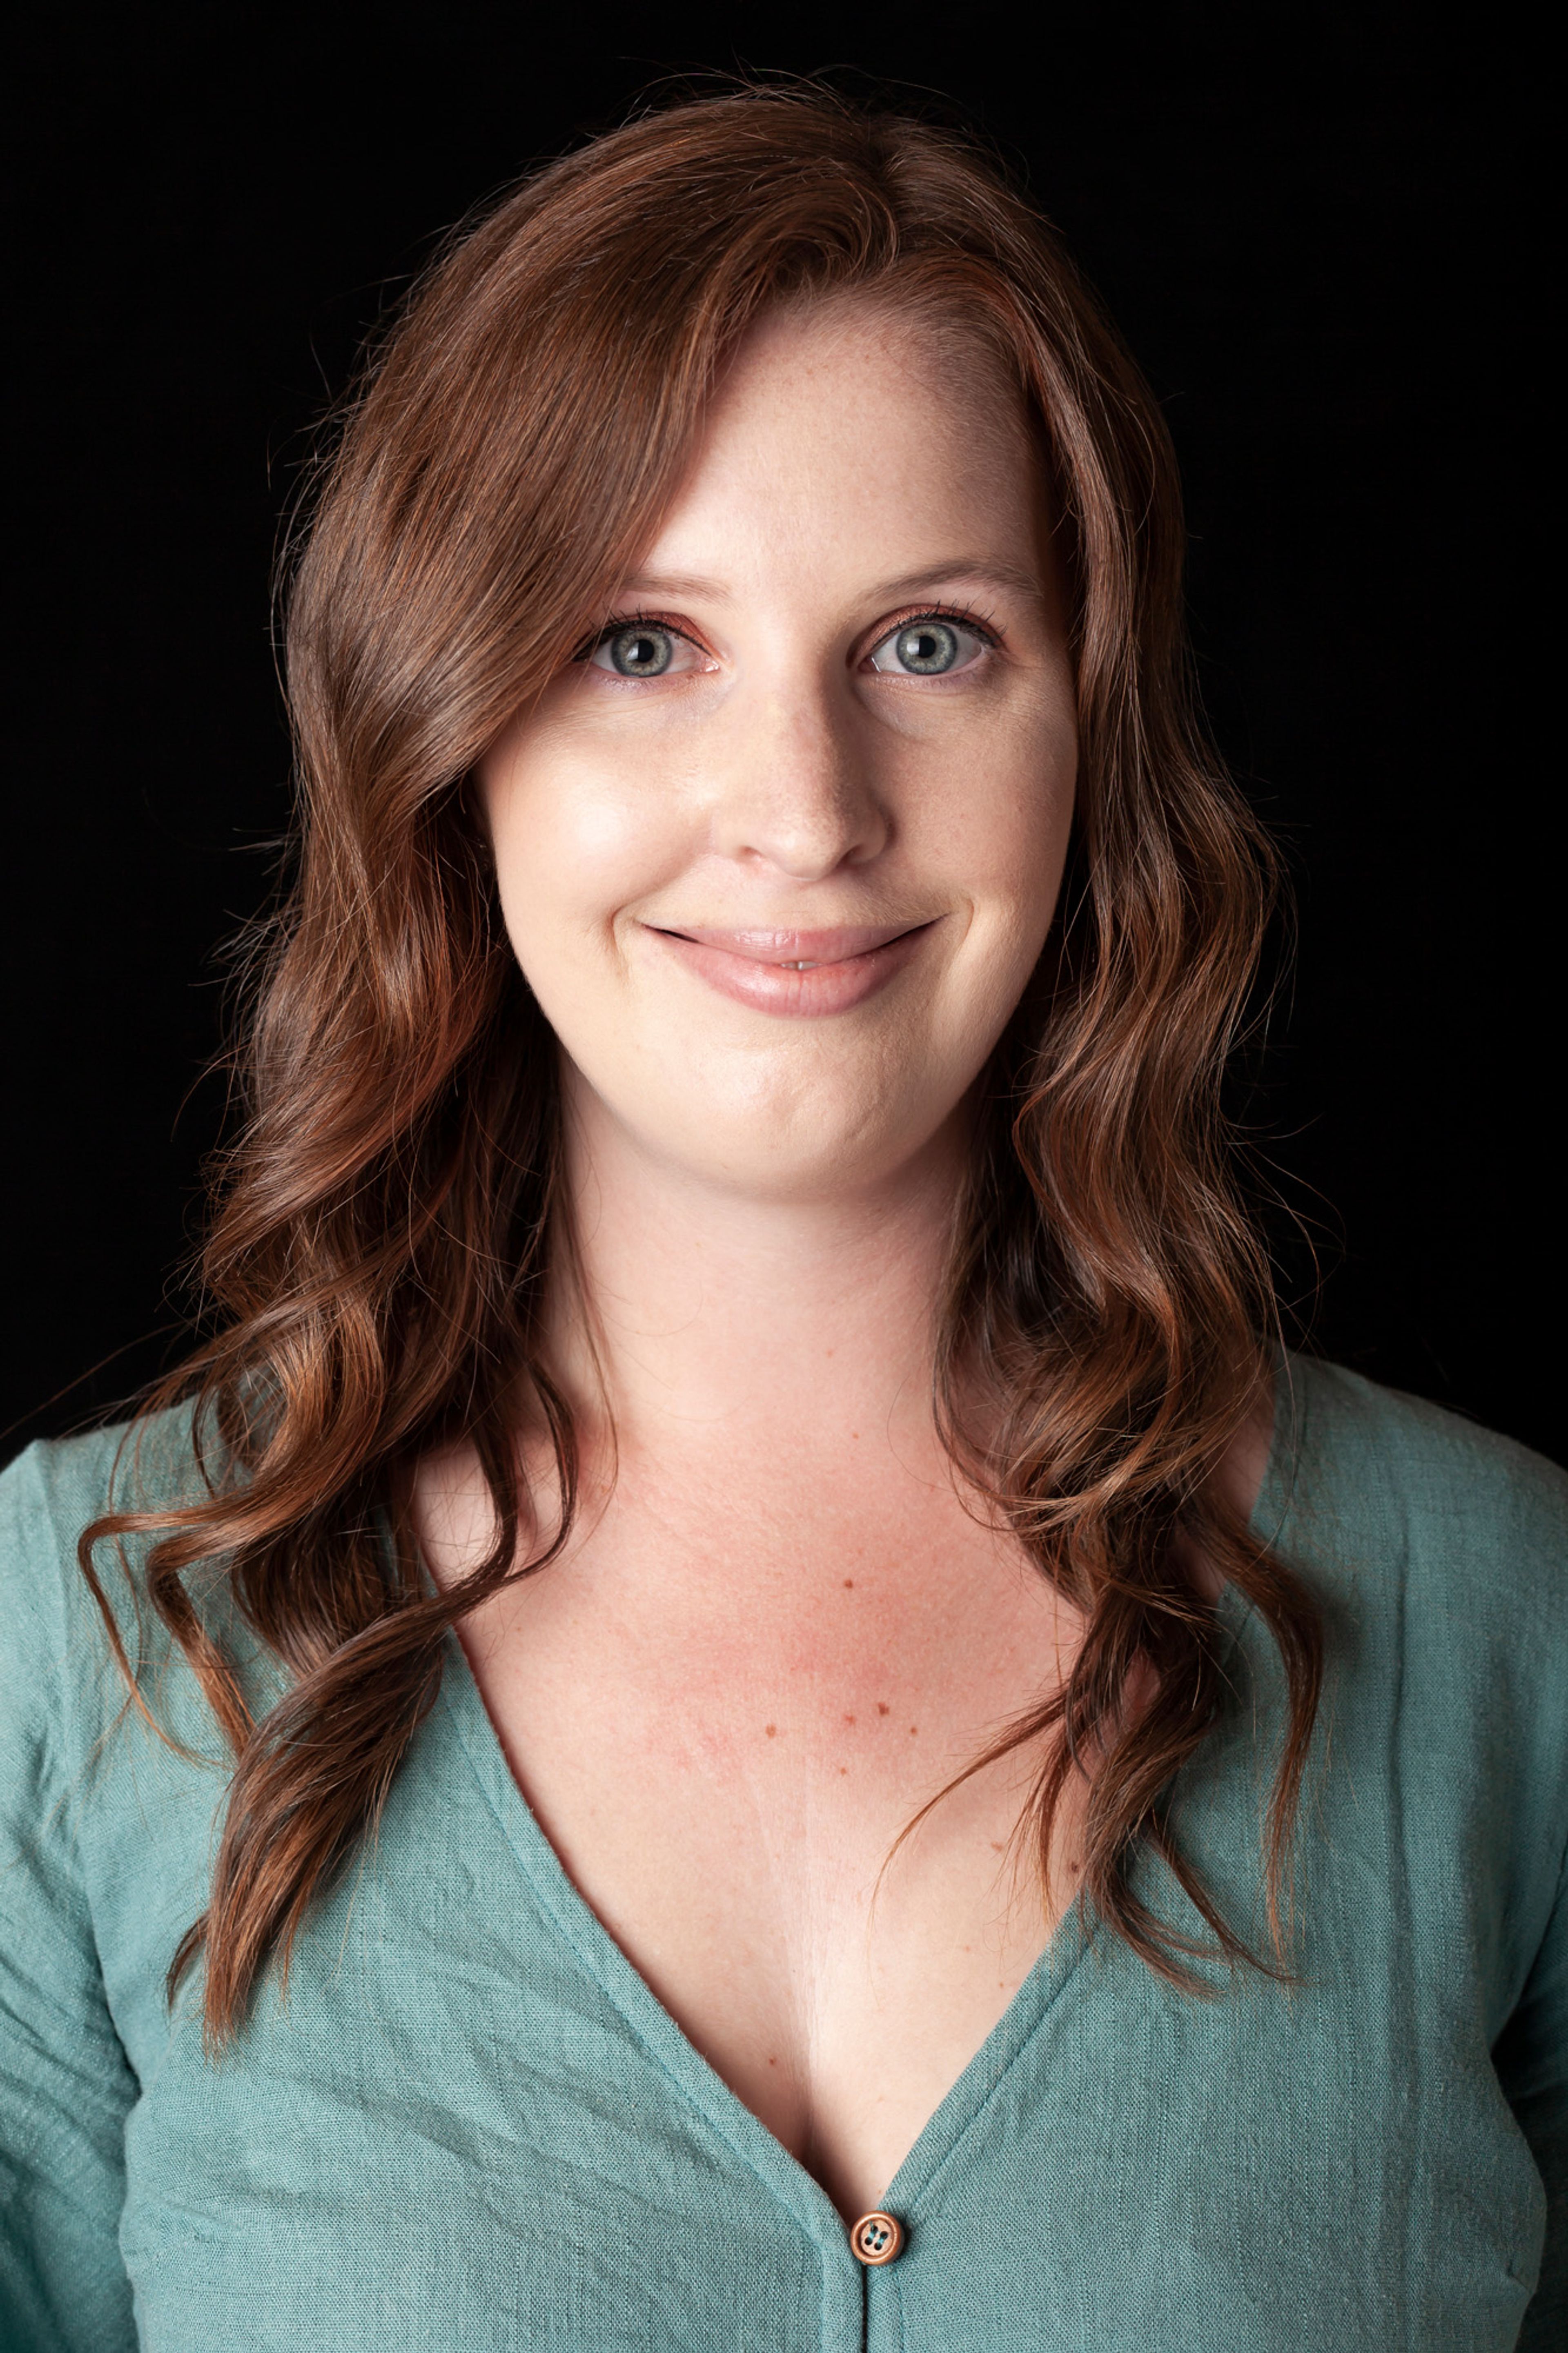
[644,920,938,1016]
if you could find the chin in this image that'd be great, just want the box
[659,1088,962,1203]
[563,1026,982,1201]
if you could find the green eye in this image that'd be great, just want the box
[896,621,958,673]
[597,625,675,677]
[867,615,989,677]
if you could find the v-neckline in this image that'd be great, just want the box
[432,1376,1294,2248]
[439,1643,1096,2246]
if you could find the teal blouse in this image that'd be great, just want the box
[2,1358,1565,2351]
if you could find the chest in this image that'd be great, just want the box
[115,1597,1545,2353]
[449,1476,1087,2219]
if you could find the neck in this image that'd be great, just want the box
[544,1074,969,1474]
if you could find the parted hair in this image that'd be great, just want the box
[80,82,1322,2044]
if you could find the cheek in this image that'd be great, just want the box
[925,696,1076,947]
[956,724,1076,1037]
[483,741,686,960]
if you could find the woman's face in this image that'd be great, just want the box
[478,299,1078,1202]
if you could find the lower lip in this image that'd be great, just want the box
[649,925,933,1016]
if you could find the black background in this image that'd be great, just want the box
[5,4,1558,1464]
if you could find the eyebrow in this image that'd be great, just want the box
[863,558,1045,606]
[614,557,1046,608]
[616,570,733,603]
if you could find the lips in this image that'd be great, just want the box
[646,920,936,1016]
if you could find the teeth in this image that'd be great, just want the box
[782,960,818,970]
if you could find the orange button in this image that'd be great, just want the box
[849,2210,904,2266]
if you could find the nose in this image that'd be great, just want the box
[708,683,889,879]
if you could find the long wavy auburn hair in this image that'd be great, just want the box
[81,83,1323,2046]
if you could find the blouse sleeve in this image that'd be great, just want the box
[1497,1846,1568,2346]
[0,1444,138,2353]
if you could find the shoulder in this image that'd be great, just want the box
[1263,1357,1568,1886]
[0,1405,217,1759]
[1,1402,212,1605]
[1259,1353,1568,1777]
[1265,1354,1568,1633]
[1260,1360,1568,2043]
[2,1402,213,1527]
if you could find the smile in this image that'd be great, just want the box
[646,921,938,1017]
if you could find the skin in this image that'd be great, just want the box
[415,299,1268,2223]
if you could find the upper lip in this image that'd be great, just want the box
[649,922,933,967]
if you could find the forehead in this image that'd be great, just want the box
[639,296,1043,579]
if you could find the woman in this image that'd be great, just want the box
[2,85,1562,2352]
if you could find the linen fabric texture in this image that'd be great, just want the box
[1,1357,1565,2351]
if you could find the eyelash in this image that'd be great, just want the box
[879,601,1000,651]
[575,610,702,664]
[576,602,1004,668]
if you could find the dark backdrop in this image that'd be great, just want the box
[5,4,1558,1463]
